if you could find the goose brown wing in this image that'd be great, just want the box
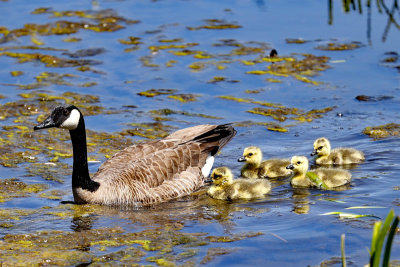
[92,139,205,188]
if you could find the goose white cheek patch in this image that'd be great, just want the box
[201,155,214,177]
[60,109,80,130]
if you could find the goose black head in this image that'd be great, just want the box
[34,105,81,131]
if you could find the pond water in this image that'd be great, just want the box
[0,0,399,265]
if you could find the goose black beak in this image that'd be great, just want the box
[286,164,294,170]
[34,115,56,130]
[238,156,246,162]
[310,150,318,156]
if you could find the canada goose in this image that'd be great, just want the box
[238,146,291,179]
[207,167,271,200]
[33,105,236,207]
[286,156,351,188]
[311,137,365,165]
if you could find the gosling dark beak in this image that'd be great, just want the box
[310,150,318,156]
[34,115,56,131]
[286,164,294,170]
[238,156,246,162]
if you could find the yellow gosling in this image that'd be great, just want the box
[207,167,271,200]
[311,137,365,165]
[238,146,291,179]
[286,156,352,188]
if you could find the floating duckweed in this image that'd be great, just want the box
[121,122,175,139]
[147,257,176,267]
[363,123,400,139]
[149,43,198,52]
[165,60,178,67]
[208,76,226,83]
[10,70,24,77]
[168,94,199,103]
[193,52,213,59]
[246,70,268,75]
[0,150,38,168]
[218,95,283,108]
[207,232,263,243]
[200,247,238,264]
[246,105,334,124]
[63,37,82,42]
[139,56,160,67]
[137,89,177,97]
[244,89,264,94]
[266,78,282,83]
[267,126,288,132]
[150,109,222,119]
[247,107,297,122]
[315,41,363,51]
[286,38,308,44]
[0,51,101,68]
[39,190,67,200]
[240,60,258,65]
[267,54,330,80]
[159,38,183,43]
[187,19,242,30]
[25,162,69,183]
[0,178,48,202]
[169,49,201,56]
[188,62,206,71]
[119,36,142,45]
[292,74,321,85]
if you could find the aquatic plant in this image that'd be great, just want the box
[340,209,399,267]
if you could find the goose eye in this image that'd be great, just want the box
[63,109,70,116]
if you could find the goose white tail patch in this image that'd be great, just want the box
[60,109,80,130]
[201,155,214,177]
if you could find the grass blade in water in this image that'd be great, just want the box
[306,171,328,189]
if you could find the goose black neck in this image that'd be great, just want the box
[69,115,99,192]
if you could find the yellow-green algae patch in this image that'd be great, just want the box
[315,41,363,51]
[219,95,334,127]
[121,122,176,140]
[265,54,330,85]
[168,93,199,103]
[363,123,400,139]
[0,178,48,202]
[137,89,177,97]
[150,108,223,120]
[187,19,242,30]
[10,70,24,77]
[0,215,265,266]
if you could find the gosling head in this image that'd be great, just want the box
[311,137,331,157]
[238,146,262,165]
[210,167,233,186]
[286,156,309,174]
[34,105,82,131]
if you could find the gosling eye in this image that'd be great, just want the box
[247,153,253,157]
[297,161,301,165]
[318,146,323,150]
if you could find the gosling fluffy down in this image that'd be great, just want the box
[207,167,271,200]
[238,146,291,179]
[286,156,351,188]
[311,137,365,165]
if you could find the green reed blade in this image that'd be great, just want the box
[382,216,399,267]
